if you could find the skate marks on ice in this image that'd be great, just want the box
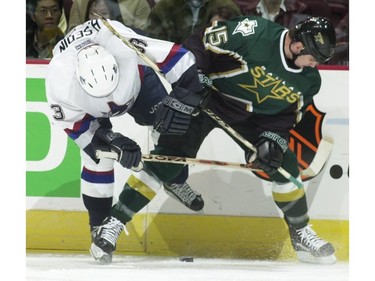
[26,253,348,281]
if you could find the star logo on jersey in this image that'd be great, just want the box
[239,77,284,104]
[233,18,258,36]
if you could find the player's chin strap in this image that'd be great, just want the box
[94,14,305,188]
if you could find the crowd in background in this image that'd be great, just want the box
[26,0,349,65]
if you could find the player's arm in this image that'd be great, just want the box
[109,21,210,135]
[246,131,289,176]
[96,20,208,135]
[150,55,209,135]
[182,27,211,75]
[97,19,198,87]
[90,119,141,169]
[49,102,141,169]
[243,109,296,175]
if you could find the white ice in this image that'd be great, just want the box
[26,253,349,281]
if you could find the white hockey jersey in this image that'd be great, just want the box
[46,19,196,150]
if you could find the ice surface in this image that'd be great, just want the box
[26,253,349,281]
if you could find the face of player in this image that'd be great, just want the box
[31,0,62,31]
[294,54,319,68]
[89,0,111,19]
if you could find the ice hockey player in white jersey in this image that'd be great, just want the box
[46,19,207,263]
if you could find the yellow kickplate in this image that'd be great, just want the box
[26,210,348,261]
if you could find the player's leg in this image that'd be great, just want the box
[126,66,207,211]
[235,119,336,265]
[88,161,164,264]
[80,151,122,263]
[89,67,207,264]
[110,165,162,224]
[146,148,204,211]
[269,150,336,264]
[144,110,216,211]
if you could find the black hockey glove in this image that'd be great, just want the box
[82,118,113,164]
[246,131,289,175]
[83,139,111,164]
[94,128,141,169]
[198,70,213,90]
[153,86,207,135]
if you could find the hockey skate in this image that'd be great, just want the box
[289,224,337,264]
[164,182,204,211]
[90,216,125,264]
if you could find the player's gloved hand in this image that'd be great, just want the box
[95,128,141,169]
[197,70,213,90]
[83,140,111,164]
[245,131,289,175]
[153,86,206,135]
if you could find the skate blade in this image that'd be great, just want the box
[296,251,337,265]
[90,243,112,264]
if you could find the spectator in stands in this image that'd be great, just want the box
[330,11,348,65]
[146,0,156,8]
[147,0,242,44]
[26,0,65,59]
[209,5,240,23]
[68,0,151,32]
[84,0,123,22]
[335,11,348,42]
[300,0,331,19]
[237,0,310,30]
[63,0,73,23]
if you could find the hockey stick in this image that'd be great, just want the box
[97,136,332,178]
[300,136,334,178]
[197,110,304,188]
[93,13,172,93]
[96,15,303,188]
[96,150,261,171]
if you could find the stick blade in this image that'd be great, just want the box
[301,136,334,178]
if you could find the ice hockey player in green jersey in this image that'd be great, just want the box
[148,16,338,264]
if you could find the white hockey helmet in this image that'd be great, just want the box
[76,45,119,98]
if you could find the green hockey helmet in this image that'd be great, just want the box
[293,17,336,63]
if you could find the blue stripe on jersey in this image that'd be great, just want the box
[64,114,95,140]
[158,44,188,75]
[81,167,114,184]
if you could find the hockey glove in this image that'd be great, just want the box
[246,131,289,175]
[94,128,141,169]
[198,70,213,90]
[153,86,206,135]
[83,139,111,164]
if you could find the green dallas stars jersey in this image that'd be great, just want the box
[184,16,321,117]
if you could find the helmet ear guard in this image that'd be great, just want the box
[293,17,336,63]
[76,45,119,98]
